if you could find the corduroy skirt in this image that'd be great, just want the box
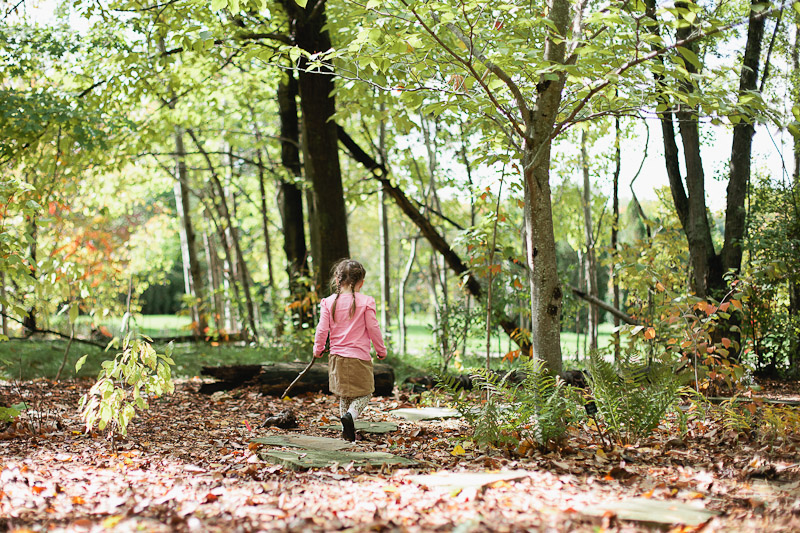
[328,354,375,397]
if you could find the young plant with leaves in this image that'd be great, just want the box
[77,335,175,450]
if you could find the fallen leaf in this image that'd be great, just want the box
[102,515,124,528]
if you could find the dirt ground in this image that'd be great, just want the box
[2,377,800,532]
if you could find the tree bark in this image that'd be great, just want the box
[203,229,225,331]
[379,116,391,331]
[276,72,310,296]
[282,0,350,294]
[611,116,621,361]
[398,237,417,355]
[520,0,571,374]
[256,146,275,289]
[0,270,7,337]
[580,130,599,351]
[721,0,766,276]
[173,129,207,336]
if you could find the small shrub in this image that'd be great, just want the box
[438,358,576,451]
[78,334,174,450]
[586,350,681,444]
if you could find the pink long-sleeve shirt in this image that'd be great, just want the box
[313,292,387,361]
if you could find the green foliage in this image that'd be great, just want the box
[438,359,575,451]
[78,335,175,443]
[0,403,25,423]
[586,350,681,444]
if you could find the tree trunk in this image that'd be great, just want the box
[580,130,599,351]
[379,115,391,331]
[721,0,766,276]
[520,0,571,374]
[611,116,622,361]
[276,72,310,297]
[256,146,275,289]
[790,22,800,371]
[173,128,206,336]
[0,270,7,337]
[22,209,38,333]
[398,237,417,355]
[283,0,350,294]
[203,229,225,332]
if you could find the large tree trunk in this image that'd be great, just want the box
[283,0,350,294]
[652,0,764,298]
[520,0,571,374]
[580,130,599,351]
[721,0,766,276]
[276,72,310,297]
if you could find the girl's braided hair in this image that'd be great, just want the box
[330,259,366,323]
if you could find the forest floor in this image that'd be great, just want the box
[2,378,800,532]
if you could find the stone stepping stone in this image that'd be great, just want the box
[320,420,398,434]
[579,498,719,526]
[389,407,461,421]
[251,435,350,451]
[407,470,532,492]
[259,449,417,471]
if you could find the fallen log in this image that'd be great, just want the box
[200,362,395,397]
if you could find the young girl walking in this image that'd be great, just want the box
[313,259,387,441]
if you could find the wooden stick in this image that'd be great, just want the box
[281,357,317,398]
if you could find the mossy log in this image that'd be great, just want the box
[200,362,395,397]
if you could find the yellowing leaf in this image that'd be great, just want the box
[731,299,743,311]
[102,515,124,528]
[451,444,466,456]
[644,327,656,340]
[655,282,666,292]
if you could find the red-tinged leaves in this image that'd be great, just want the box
[644,327,656,340]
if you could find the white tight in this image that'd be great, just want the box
[338,395,370,419]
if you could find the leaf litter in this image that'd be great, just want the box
[2,378,800,531]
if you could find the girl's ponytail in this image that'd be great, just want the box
[328,259,366,323]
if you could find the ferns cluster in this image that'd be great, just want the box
[437,358,576,450]
[586,350,681,444]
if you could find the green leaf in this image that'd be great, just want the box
[75,354,88,373]
[210,0,227,10]
[794,1,800,15]
[294,0,308,7]
[676,46,702,70]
